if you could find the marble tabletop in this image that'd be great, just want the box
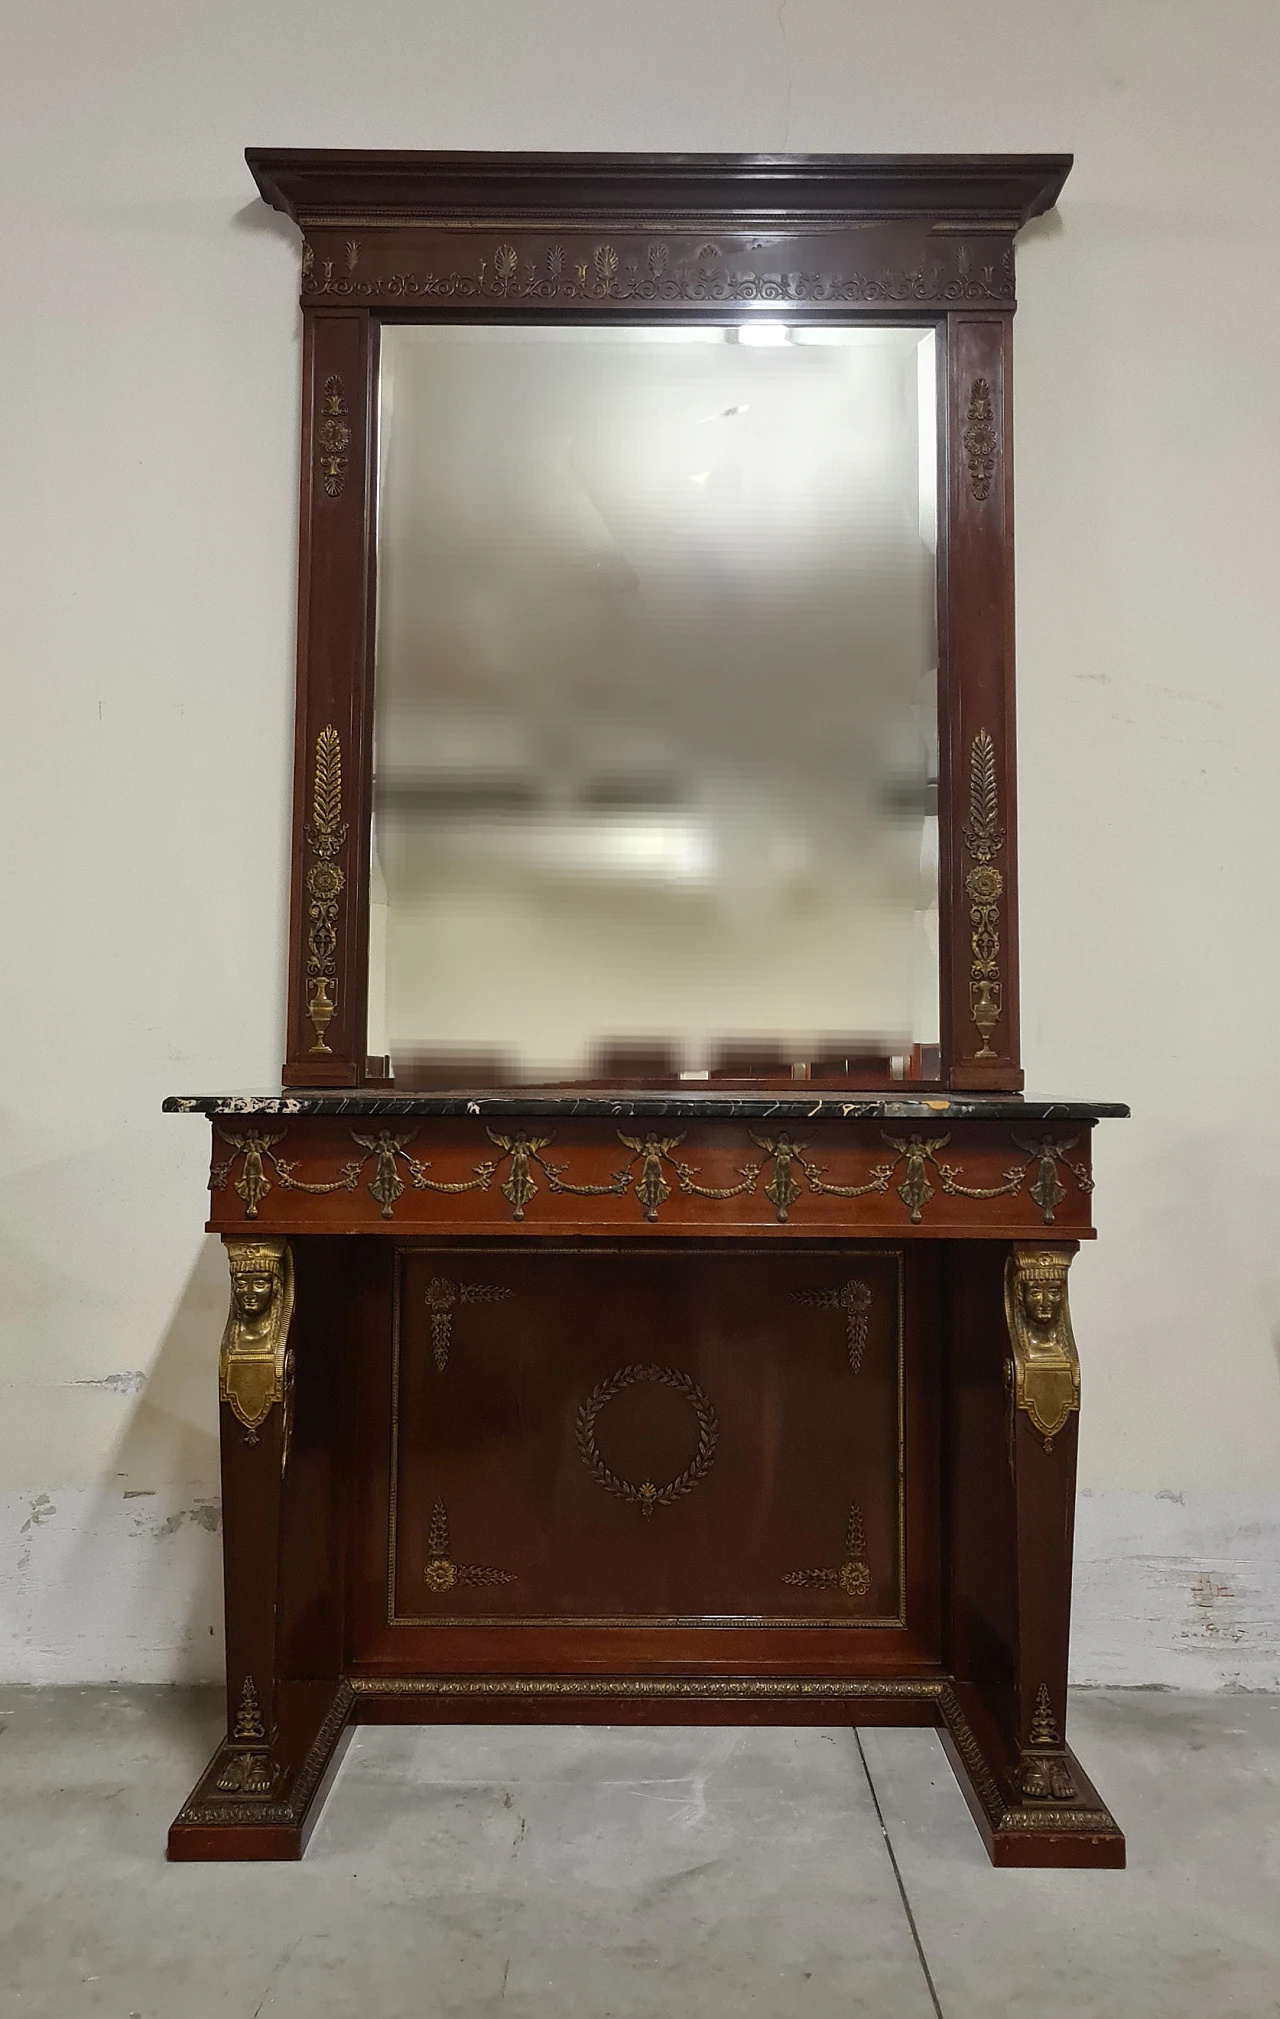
[164,1088,1129,1123]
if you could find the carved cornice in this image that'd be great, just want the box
[248,150,1071,235]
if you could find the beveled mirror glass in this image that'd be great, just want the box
[369,320,939,1083]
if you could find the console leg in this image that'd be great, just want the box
[167,1237,352,1860]
[945,1241,1125,1866]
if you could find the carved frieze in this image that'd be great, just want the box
[205,1122,1093,1232]
[299,234,1016,309]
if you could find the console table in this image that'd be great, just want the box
[165,150,1127,1867]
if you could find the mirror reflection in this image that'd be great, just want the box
[370,321,939,1083]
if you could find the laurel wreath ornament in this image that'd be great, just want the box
[575,1363,718,1516]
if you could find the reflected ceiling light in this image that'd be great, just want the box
[693,402,752,426]
[736,322,791,347]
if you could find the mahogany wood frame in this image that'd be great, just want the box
[249,150,1073,1093]
[165,155,1129,1873]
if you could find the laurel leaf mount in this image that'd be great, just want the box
[576,1364,718,1517]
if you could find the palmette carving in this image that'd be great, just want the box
[1014,1682,1078,1802]
[178,1681,353,1829]
[315,375,351,498]
[963,376,996,501]
[1004,1245,1081,1450]
[231,1675,267,1742]
[214,1675,281,1797]
[1028,1681,1062,1748]
[219,1238,294,1444]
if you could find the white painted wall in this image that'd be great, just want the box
[2,0,1278,1687]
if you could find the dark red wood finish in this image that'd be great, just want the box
[349,1241,938,1672]
[201,1117,1097,1242]
[168,155,1124,1871]
[249,152,1070,1092]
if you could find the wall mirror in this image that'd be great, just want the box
[249,151,1071,1095]
[369,320,940,1085]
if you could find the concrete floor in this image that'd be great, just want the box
[1,1689,1278,2018]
